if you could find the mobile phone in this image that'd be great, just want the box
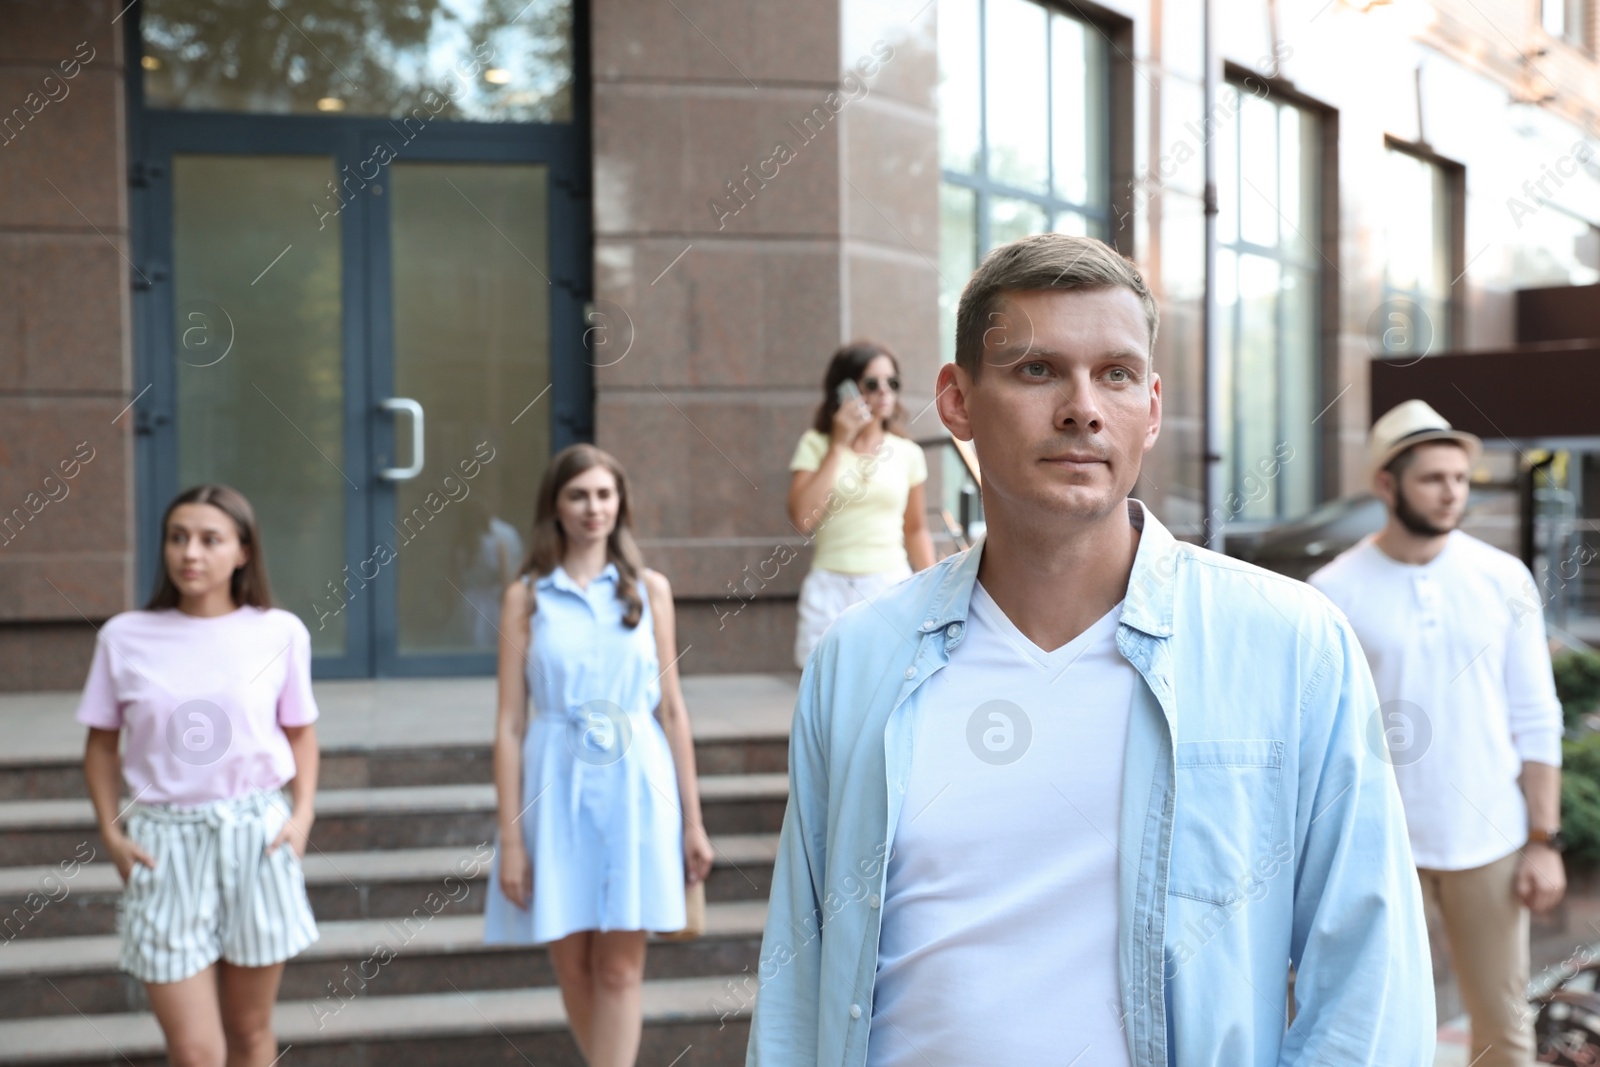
[836,379,861,405]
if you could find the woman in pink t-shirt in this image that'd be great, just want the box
[76,484,320,1066]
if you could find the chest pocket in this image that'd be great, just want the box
[1168,739,1288,906]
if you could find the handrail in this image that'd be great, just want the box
[950,436,980,487]
[915,435,983,551]
[915,434,981,486]
[934,507,965,546]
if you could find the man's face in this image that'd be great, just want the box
[1381,442,1470,537]
[937,287,1161,526]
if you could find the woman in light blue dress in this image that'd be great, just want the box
[485,443,715,1066]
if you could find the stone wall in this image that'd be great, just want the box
[0,0,132,689]
[589,0,941,672]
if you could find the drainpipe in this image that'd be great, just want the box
[1201,0,1224,551]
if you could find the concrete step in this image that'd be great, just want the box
[0,776,790,867]
[0,677,790,1067]
[0,674,798,765]
[0,973,754,1066]
[0,835,779,940]
[0,901,768,1019]
[0,736,790,801]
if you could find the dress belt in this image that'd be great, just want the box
[534,702,651,826]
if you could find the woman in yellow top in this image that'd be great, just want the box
[787,340,936,668]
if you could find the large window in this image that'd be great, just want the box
[1511,203,1600,286]
[1380,143,1457,356]
[1214,80,1322,523]
[1543,0,1592,51]
[937,0,1111,361]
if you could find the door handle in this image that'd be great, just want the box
[378,397,424,480]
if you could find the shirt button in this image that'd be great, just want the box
[946,622,962,638]
[850,1004,863,1019]
[904,666,916,679]
[869,893,881,908]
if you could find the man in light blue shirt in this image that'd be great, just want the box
[746,233,1433,1066]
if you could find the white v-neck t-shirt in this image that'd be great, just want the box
[867,581,1135,1067]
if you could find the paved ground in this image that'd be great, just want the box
[1431,872,1600,1064]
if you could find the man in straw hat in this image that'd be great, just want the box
[748,234,1432,1067]
[1310,399,1565,1067]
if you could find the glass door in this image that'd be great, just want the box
[366,159,554,672]
[136,127,587,677]
[129,0,589,676]
[167,153,353,659]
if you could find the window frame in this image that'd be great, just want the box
[121,2,593,678]
[1381,136,1466,356]
[938,0,1130,254]
[1217,64,1339,521]
[1542,0,1594,53]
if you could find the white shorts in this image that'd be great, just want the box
[793,563,914,669]
[119,788,319,984]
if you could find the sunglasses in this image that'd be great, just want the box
[861,376,901,394]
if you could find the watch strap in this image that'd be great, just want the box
[1529,827,1566,851]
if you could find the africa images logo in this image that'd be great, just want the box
[1366,699,1432,767]
[566,699,633,767]
[164,699,233,766]
[966,699,1032,766]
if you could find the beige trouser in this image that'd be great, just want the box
[1418,850,1532,1067]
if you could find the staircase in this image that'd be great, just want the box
[0,679,793,1066]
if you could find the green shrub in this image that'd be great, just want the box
[1563,731,1600,870]
[1556,649,1600,732]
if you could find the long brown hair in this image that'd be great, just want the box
[144,484,274,610]
[518,444,646,628]
[810,340,910,437]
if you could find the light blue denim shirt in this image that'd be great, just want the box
[746,500,1433,1067]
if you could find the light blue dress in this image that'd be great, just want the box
[482,563,687,944]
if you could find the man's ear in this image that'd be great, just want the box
[936,361,973,442]
[1143,371,1162,454]
[1374,469,1397,509]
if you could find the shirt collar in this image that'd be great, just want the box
[536,561,620,595]
[1360,529,1460,571]
[917,498,1176,640]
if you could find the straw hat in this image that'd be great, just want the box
[1368,399,1482,478]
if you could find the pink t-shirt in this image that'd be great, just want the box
[75,606,319,807]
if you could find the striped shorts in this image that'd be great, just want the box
[119,788,319,984]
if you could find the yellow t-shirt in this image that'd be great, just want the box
[789,429,928,575]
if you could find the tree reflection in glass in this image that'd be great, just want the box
[141,0,572,122]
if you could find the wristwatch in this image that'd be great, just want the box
[1528,827,1567,852]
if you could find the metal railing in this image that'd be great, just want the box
[918,435,983,551]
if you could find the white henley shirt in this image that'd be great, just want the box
[1309,531,1563,871]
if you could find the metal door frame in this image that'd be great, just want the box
[124,4,592,678]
